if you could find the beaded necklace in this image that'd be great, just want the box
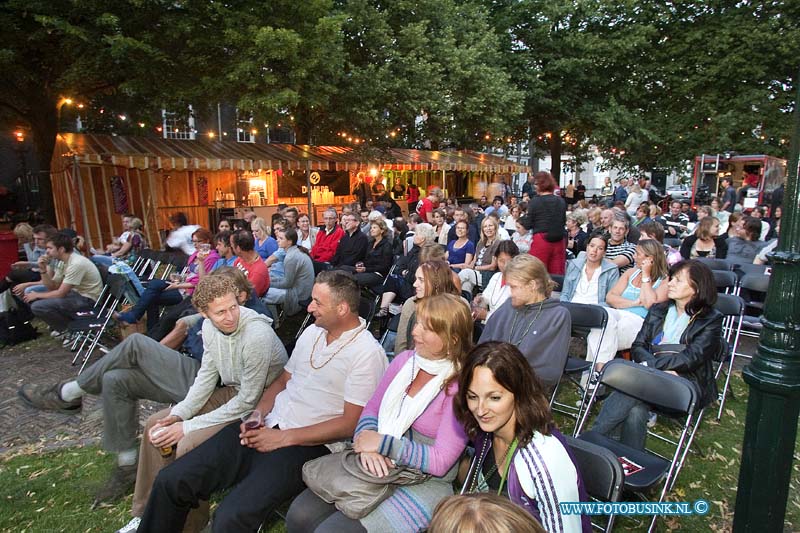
[309,325,366,370]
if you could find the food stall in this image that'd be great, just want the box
[50,133,525,249]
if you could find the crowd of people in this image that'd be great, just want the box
[6,169,781,533]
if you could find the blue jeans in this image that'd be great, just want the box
[116,279,183,332]
[591,391,650,450]
[91,255,115,267]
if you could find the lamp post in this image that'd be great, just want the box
[733,67,800,531]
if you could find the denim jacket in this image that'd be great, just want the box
[560,253,620,305]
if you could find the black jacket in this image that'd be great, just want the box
[679,235,728,260]
[331,229,368,267]
[632,302,722,409]
[363,237,394,277]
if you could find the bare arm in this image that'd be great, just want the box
[111,240,133,258]
[605,270,635,309]
[24,282,73,302]
[254,370,292,416]
[160,320,189,350]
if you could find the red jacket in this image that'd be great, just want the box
[310,225,345,263]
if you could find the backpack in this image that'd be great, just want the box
[0,308,39,347]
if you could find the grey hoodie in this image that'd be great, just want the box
[479,297,571,390]
[171,306,288,433]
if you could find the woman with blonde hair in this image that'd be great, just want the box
[680,216,727,259]
[625,182,645,216]
[251,217,277,260]
[429,493,545,533]
[458,216,500,294]
[594,239,670,367]
[287,293,472,533]
[478,255,571,391]
[396,260,462,354]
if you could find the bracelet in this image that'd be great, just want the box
[641,276,652,283]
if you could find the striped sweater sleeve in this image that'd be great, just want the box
[376,390,468,477]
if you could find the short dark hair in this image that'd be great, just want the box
[33,224,57,238]
[215,230,231,245]
[316,270,360,315]
[669,260,717,316]
[586,231,609,251]
[455,342,553,446]
[742,216,761,241]
[282,227,298,246]
[170,212,188,226]
[494,239,519,258]
[492,195,504,205]
[638,221,664,243]
[231,229,255,251]
[48,231,74,253]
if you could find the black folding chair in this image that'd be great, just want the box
[564,435,625,533]
[712,270,738,294]
[575,360,703,532]
[550,274,565,293]
[294,296,377,341]
[696,257,733,272]
[714,293,745,420]
[550,303,609,434]
[379,313,402,361]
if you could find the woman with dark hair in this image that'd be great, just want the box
[680,216,728,260]
[471,240,519,324]
[454,341,590,532]
[395,260,462,354]
[352,218,394,288]
[592,260,722,449]
[287,294,472,533]
[116,228,219,331]
[522,171,567,275]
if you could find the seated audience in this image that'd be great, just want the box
[231,229,270,298]
[287,293,472,532]
[680,216,728,260]
[565,211,587,257]
[447,207,480,244]
[662,200,690,238]
[377,222,436,316]
[458,216,501,294]
[19,270,283,513]
[396,259,462,355]
[115,229,219,330]
[263,218,287,277]
[633,203,651,227]
[1,224,55,295]
[454,342,590,532]
[343,218,393,289]
[251,217,278,260]
[604,215,636,274]
[331,213,369,270]
[472,240,519,325]
[512,219,533,254]
[135,271,387,532]
[296,213,318,251]
[601,239,670,365]
[165,212,200,255]
[504,204,522,237]
[91,215,146,267]
[211,231,236,270]
[263,228,315,318]
[479,255,571,391]
[22,231,102,336]
[217,218,231,233]
[592,261,722,449]
[429,493,545,533]
[433,208,451,245]
[310,208,345,270]
[726,216,767,265]
[754,218,780,265]
[447,220,476,272]
[638,221,682,265]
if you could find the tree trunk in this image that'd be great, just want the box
[29,103,58,225]
[550,136,562,185]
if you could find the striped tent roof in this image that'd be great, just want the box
[54,133,527,173]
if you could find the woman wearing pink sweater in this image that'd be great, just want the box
[287,293,472,532]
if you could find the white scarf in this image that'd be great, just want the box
[377,352,455,439]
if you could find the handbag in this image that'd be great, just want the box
[302,448,430,519]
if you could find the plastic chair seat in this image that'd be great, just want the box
[565,357,592,374]
[579,430,670,491]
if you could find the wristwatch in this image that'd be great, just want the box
[641,276,652,283]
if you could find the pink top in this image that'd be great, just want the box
[354,350,468,477]
[184,250,221,294]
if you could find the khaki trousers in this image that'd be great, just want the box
[132,386,237,533]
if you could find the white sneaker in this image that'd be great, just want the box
[50,330,62,338]
[647,412,658,428]
[115,516,141,533]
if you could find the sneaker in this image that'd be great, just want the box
[647,412,658,428]
[95,464,138,505]
[18,381,82,413]
[50,330,63,338]
[115,516,141,533]
[62,333,77,347]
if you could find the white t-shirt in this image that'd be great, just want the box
[166,225,201,255]
[482,271,510,323]
[571,264,600,305]
[266,319,387,449]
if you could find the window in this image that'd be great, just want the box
[236,111,256,143]
[162,106,196,140]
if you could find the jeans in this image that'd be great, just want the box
[91,255,115,267]
[75,333,200,452]
[138,423,330,533]
[591,391,650,450]
[30,291,96,332]
[117,279,183,331]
